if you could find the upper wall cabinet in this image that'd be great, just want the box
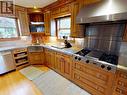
[70,0,101,38]
[123,24,127,41]
[51,4,71,18]
[16,6,30,36]
[28,14,45,33]
[29,14,44,22]
[76,0,101,6]
[44,11,51,36]
[70,2,84,38]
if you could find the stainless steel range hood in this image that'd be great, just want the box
[76,0,127,24]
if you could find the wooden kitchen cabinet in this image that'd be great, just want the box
[113,70,127,95]
[55,52,72,79]
[72,61,115,95]
[70,2,84,38]
[44,11,51,36]
[13,48,30,70]
[123,24,127,41]
[29,52,44,65]
[45,48,56,68]
[17,7,30,36]
[51,4,71,18]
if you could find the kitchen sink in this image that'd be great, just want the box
[51,45,65,49]
[28,46,43,52]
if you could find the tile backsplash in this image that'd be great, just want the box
[0,36,32,47]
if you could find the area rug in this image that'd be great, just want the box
[19,66,45,80]
[33,70,91,95]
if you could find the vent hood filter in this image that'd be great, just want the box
[76,0,127,24]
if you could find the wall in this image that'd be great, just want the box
[0,36,32,47]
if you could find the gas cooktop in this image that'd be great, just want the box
[75,48,118,65]
[99,53,118,65]
[73,49,118,73]
[76,48,91,56]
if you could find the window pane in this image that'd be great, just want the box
[57,17,71,39]
[59,17,71,28]
[58,30,70,38]
[0,17,18,38]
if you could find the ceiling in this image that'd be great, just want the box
[14,0,57,8]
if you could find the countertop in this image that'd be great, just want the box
[0,43,127,71]
[0,43,80,55]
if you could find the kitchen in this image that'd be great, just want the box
[0,0,127,95]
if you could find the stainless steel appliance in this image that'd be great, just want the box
[28,46,43,52]
[73,49,117,73]
[76,0,127,24]
[74,0,127,72]
[0,50,15,74]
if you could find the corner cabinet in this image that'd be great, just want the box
[70,2,84,38]
[28,52,44,65]
[17,7,30,36]
[44,11,51,36]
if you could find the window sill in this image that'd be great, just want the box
[57,38,75,43]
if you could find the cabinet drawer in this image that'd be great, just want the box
[56,52,71,58]
[115,87,127,95]
[56,52,63,56]
[73,71,105,95]
[13,48,27,54]
[119,72,127,79]
[45,48,55,53]
[117,80,127,88]
[73,62,108,81]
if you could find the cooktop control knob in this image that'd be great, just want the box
[107,66,112,71]
[75,56,77,60]
[78,57,81,61]
[86,60,89,63]
[101,64,105,68]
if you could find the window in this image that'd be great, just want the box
[56,17,71,39]
[0,17,18,38]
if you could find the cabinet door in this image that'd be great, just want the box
[45,51,51,67]
[55,54,63,73]
[63,56,72,79]
[70,2,84,38]
[123,24,127,41]
[44,11,51,36]
[29,52,43,65]
[18,10,30,36]
[51,52,55,68]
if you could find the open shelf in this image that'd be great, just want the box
[12,48,30,70]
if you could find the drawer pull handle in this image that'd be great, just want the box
[76,76,80,79]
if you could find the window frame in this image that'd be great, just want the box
[55,16,72,40]
[0,17,20,41]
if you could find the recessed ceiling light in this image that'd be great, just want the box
[33,6,37,9]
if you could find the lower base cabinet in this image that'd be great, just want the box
[72,62,115,95]
[45,48,56,68]
[113,70,127,95]
[29,52,44,65]
[55,52,72,79]
[43,48,127,95]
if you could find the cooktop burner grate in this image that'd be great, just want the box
[99,53,118,65]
